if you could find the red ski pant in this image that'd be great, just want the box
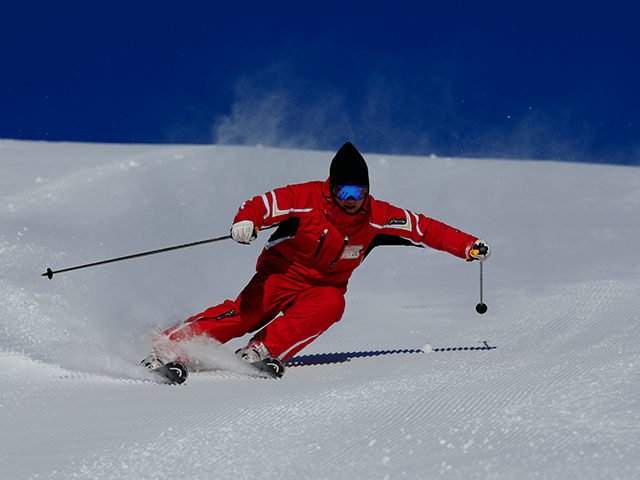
[158,263,346,361]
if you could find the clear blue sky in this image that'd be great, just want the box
[1,1,638,164]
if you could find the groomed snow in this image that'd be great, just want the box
[1,139,639,479]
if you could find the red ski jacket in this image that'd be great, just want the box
[233,179,478,292]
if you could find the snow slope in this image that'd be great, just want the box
[1,139,639,479]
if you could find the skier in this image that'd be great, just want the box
[143,142,490,375]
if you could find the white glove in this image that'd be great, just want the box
[231,220,256,244]
[470,239,491,261]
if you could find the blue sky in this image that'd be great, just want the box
[1,1,639,164]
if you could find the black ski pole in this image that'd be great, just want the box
[42,234,232,280]
[475,260,488,314]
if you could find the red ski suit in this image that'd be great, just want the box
[158,178,478,361]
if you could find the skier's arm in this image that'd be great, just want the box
[415,213,478,260]
[371,201,481,260]
[231,184,303,242]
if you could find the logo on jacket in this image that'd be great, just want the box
[388,218,407,225]
[215,309,235,321]
[341,245,364,260]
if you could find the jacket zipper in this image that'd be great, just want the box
[329,236,349,270]
[314,229,328,258]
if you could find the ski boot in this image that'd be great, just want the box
[236,338,285,378]
[141,350,166,370]
[141,350,189,385]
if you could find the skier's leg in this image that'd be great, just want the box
[159,299,247,343]
[153,265,281,347]
[253,285,345,361]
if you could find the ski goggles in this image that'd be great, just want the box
[333,185,368,201]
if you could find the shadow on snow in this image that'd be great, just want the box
[285,341,496,367]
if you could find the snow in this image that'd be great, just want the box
[1,139,640,479]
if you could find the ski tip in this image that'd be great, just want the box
[152,361,189,385]
[252,357,285,378]
[167,361,189,384]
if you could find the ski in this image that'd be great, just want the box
[148,357,283,383]
[150,361,189,385]
[251,357,285,378]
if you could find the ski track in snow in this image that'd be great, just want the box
[1,139,640,479]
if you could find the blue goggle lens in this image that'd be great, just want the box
[334,185,367,201]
